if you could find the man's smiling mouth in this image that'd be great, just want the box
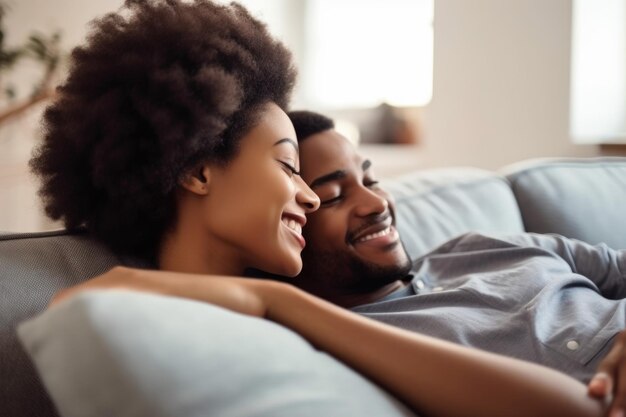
[348,213,393,244]
[355,225,393,243]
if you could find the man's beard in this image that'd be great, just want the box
[297,244,413,297]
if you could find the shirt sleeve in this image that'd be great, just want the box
[505,233,626,299]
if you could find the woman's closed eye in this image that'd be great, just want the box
[278,160,301,177]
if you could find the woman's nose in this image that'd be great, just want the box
[295,176,321,212]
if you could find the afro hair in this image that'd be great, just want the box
[30,0,297,262]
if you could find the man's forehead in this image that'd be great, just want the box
[299,130,363,178]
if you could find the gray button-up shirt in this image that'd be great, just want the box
[351,233,626,382]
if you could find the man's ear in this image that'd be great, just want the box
[180,165,211,195]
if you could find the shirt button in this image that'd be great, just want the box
[432,286,444,292]
[415,279,425,290]
[566,340,580,351]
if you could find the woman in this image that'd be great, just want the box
[30,0,318,276]
[32,1,610,416]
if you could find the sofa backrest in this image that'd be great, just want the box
[503,157,626,250]
[384,167,525,260]
[0,231,132,417]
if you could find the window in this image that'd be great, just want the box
[570,0,626,143]
[234,0,434,110]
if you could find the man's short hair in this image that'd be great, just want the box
[288,111,334,142]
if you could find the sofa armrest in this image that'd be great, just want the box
[503,157,626,249]
[0,230,145,417]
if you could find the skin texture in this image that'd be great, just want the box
[159,103,319,277]
[296,129,412,307]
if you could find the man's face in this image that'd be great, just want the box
[296,129,412,298]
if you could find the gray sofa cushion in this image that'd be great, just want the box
[504,158,626,249]
[18,291,417,417]
[0,231,141,417]
[385,167,525,260]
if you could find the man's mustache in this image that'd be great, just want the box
[345,211,392,244]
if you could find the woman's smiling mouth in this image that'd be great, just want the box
[281,213,306,248]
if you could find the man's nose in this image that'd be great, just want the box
[353,186,388,217]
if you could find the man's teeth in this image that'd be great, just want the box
[357,226,391,243]
[283,218,302,234]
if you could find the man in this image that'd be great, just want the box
[288,110,626,408]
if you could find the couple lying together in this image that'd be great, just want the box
[30,1,626,416]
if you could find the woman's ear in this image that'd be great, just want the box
[180,165,211,195]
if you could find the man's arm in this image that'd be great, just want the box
[52,267,605,417]
[507,233,626,299]
[491,233,626,414]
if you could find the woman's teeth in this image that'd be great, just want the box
[283,218,302,234]
[357,226,391,243]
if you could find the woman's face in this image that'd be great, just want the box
[197,103,320,277]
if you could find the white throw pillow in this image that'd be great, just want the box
[18,290,417,417]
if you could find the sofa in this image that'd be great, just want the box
[2,157,626,417]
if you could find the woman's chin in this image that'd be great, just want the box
[244,257,302,280]
[279,260,302,278]
[272,255,303,279]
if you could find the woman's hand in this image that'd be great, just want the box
[588,330,626,417]
[49,266,280,318]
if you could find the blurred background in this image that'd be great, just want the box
[1,0,625,232]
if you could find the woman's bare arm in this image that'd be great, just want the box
[51,267,606,417]
[264,283,605,417]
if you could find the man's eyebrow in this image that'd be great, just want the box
[274,138,299,151]
[309,160,372,189]
[310,170,347,189]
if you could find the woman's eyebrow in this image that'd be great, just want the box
[273,138,299,151]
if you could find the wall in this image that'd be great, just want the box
[0,0,123,232]
[387,0,608,173]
